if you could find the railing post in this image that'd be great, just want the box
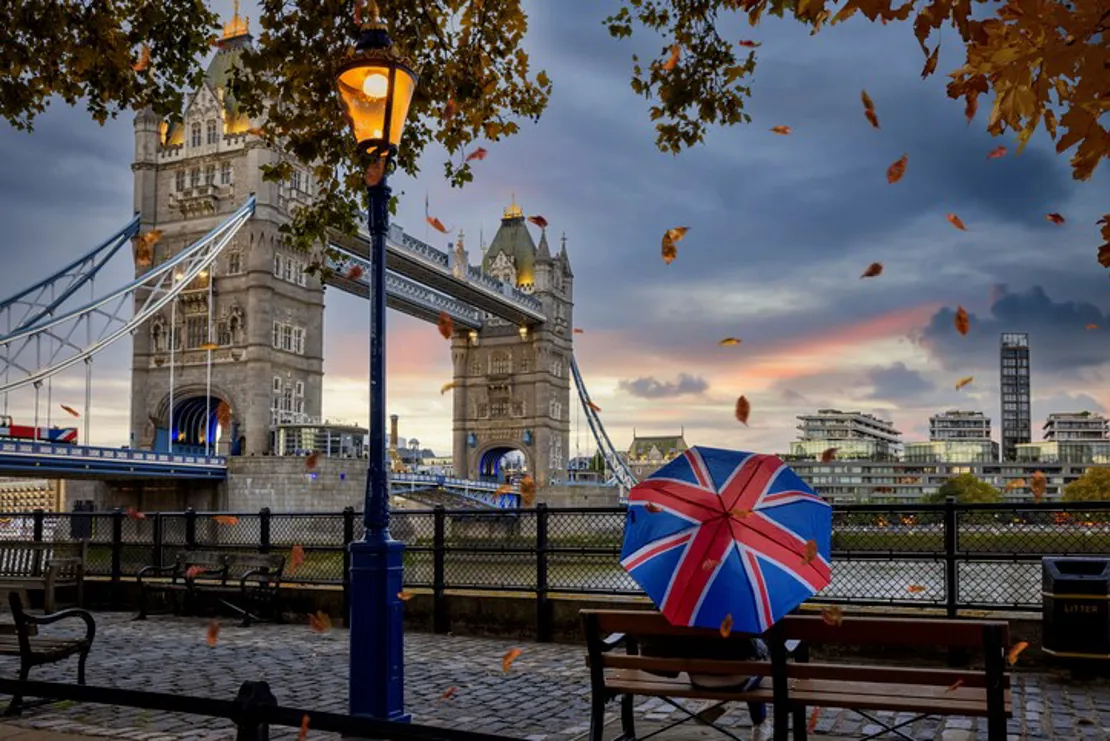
[185,507,197,548]
[944,495,958,618]
[341,506,354,626]
[111,508,124,609]
[432,505,448,634]
[31,509,44,543]
[536,503,553,643]
[152,512,164,571]
[259,508,271,554]
[233,680,276,741]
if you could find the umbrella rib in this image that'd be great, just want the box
[638,481,724,516]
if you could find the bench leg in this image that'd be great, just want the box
[589,693,607,741]
[792,705,807,741]
[77,647,89,685]
[619,693,636,741]
[4,665,30,717]
[134,587,148,620]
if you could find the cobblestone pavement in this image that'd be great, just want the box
[0,612,1107,740]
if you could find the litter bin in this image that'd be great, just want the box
[1042,557,1110,659]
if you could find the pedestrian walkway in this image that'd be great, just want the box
[0,612,1106,740]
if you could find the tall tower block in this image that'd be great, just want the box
[1000,332,1031,461]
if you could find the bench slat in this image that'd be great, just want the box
[600,654,771,677]
[606,670,775,702]
[770,614,1009,649]
[786,679,1012,717]
[785,662,1008,690]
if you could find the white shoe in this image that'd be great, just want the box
[750,721,772,741]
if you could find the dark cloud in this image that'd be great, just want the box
[919,285,1110,375]
[864,362,934,401]
[618,373,709,399]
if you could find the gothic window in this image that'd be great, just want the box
[470,359,481,376]
[185,316,208,349]
[293,327,305,355]
[273,376,282,393]
[272,321,281,348]
[478,404,489,419]
[549,399,562,420]
[220,162,232,185]
[512,402,525,417]
[229,313,243,344]
[175,170,186,191]
[549,356,563,378]
[227,250,242,275]
[291,170,302,193]
[190,123,201,148]
[491,402,511,418]
[205,165,216,185]
[489,252,517,285]
[217,320,231,346]
[520,354,532,373]
[206,120,218,145]
[190,168,201,188]
[273,254,282,277]
[281,325,294,352]
[150,319,165,353]
[491,352,511,375]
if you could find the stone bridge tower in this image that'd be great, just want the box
[451,201,574,487]
[129,8,324,457]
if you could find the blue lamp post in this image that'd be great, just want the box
[335,2,418,723]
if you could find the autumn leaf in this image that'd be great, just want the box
[945,679,964,693]
[956,376,974,391]
[644,502,663,514]
[737,40,761,48]
[60,404,80,418]
[954,306,970,336]
[719,613,734,638]
[946,213,968,231]
[987,145,1007,159]
[1005,479,1026,492]
[440,381,457,394]
[821,606,844,627]
[886,154,908,184]
[426,216,451,234]
[132,44,150,73]
[216,400,232,428]
[125,508,146,520]
[305,451,319,469]
[198,342,219,352]
[573,328,585,334]
[1007,641,1029,665]
[298,715,310,741]
[719,337,741,346]
[1045,213,1066,225]
[1087,323,1100,330]
[290,544,306,573]
[527,215,549,229]
[807,708,821,733]
[770,125,792,135]
[308,611,332,634]
[731,508,752,519]
[442,99,457,119]
[663,44,680,71]
[865,109,880,129]
[1031,471,1047,503]
[206,620,220,647]
[502,647,523,673]
[437,311,454,340]
[921,44,939,78]
[802,539,818,565]
[820,447,837,463]
[661,226,689,265]
[906,584,927,594]
[185,565,205,580]
[397,591,414,602]
[860,262,883,279]
[439,686,458,701]
[345,264,365,281]
[520,475,537,507]
[587,401,602,413]
[212,515,239,526]
[701,558,721,571]
[964,94,979,124]
[465,147,488,162]
[860,90,879,129]
[735,395,751,425]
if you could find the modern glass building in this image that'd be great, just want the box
[1000,333,1031,461]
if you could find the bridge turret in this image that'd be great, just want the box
[131,108,161,228]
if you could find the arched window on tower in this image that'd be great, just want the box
[206,119,218,145]
[150,318,165,353]
[190,123,201,148]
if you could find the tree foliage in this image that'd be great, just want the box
[1063,466,1110,502]
[927,473,1002,504]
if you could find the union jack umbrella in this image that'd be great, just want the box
[621,446,832,634]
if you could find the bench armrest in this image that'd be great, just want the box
[187,567,229,583]
[600,632,627,652]
[239,569,281,590]
[21,606,96,643]
[136,565,175,584]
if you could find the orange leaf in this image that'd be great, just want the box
[588,401,601,413]
[663,44,680,71]
[661,226,689,265]
[397,591,414,602]
[212,515,240,526]
[807,708,821,733]
[305,452,320,469]
[821,606,844,627]
[442,99,458,119]
[820,447,837,463]
[701,558,721,571]
[1007,641,1029,665]
[737,40,761,48]
[440,686,458,701]
[216,400,232,428]
[1087,323,1099,330]
[426,216,451,234]
[770,125,792,135]
[955,376,974,391]
[520,475,537,507]
[308,611,332,634]
[735,395,751,425]
[438,311,454,340]
[1004,479,1026,492]
[645,502,663,513]
[860,262,883,279]
[719,337,741,346]
[946,213,967,231]
[864,109,880,129]
[186,565,205,580]
[132,44,151,73]
[298,714,310,741]
[573,328,585,334]
[945,679,964,693]
[886,154,908,184]
[527,215,549,229]
[802,540,818,565]
[502,647,523,673]
[465,147,488,162]
[60,404,80,418]
[198,342,219,352]
[1045,213,1065,225]
[731,508,753,519]
[206,619,220,647]
[965,93,979,123]
[290,544,306,573]
[860,90,875,112]
[440,381,457,395]
[987,145,1007,159]
[345,264,365,281]
[1030,471,1047,503]
[125,507,146,520]
[906,584,927,594]
[954,306,970,336]
[719,613,734,638]
[921,44,939,78]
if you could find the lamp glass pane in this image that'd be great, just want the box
[337,64,391,144]
[386,67,417,146]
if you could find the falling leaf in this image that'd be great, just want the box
[956,376,974,391]
[345,264,365,281]
[860,262,883,279]
[1045,213,1066,225]
[198,342,219,352]
[964,93,979,123]
[906,584,927,594]
[126,508,146,520]
[212,515,239,526]
[1031,471,1047,503]
[440,686,458,701]
[426,216,451,234]
[701,558,721,571]
[527,215,549,229]
[921,44,939,78]
[802,540,818,565]
[644,502,663,514]
[246,127,266,138]
[1007,641,1029,665]
[495,483,514,499]
[60,404,80,418]
[807,708,821,733]
[945,679,964,693]
[1005,479,1026,492]
[954,306,970,336]
[216,400,232,428]
[297,715,310,741]
[185,565,205,580]
[290,545,306,573]
[206,620,220,647]
[588,401,602,413]
[864,108,880,129]
[719,614,734,638]
[465,147,488,162]
[987,145,1007,159]
[573,328,585,334]
[438,311,454,340]
[305,452,320,470]
[946,213,968,231]
[440,381,457,394]
[520,475,537,507]
[442,99,458,119]
[1087,324,1099,330]
[860,89,875,111]
[397,591,414,602]
[661,226,689,265]
[308,611,332,634]
[364,159,385,187]
[502,647,523,673]
[663,44,681,71]
[735,396,751,425]
[737,40,761,48]
[719,337,741,346]
[821,606,844,627]
[886,154,908,184]
[820,447,837,463]
[731,508,752,519]
[770,125,792,135]
[132,44,151,72]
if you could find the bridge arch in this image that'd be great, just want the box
[475,443,532,483]
[152,384,237,455]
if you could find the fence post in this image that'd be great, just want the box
[341,507,355,626]
[232,680,276,741]
[111,508,124,609]
[31,509,44,542]
[944,495,958,619]
[259,508,271,554]
[152,513,164,571]
[536,503,553,643]
[432,505,448,634]
[185,507,197,548]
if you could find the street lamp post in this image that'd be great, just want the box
[335,3,418,723]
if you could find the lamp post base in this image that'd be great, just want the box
[348,536,410,723]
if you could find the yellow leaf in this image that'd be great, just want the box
[661,226,689,265]
[921,45,939,79]
[955,376,974,391]
[719,337,741,346]
[821,606,843,626]
[1007,641,1029,665]
[397,591,414,601]
[440,381,457,394]
[719,613,734,638]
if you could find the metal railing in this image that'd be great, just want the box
[11,499,1110,639]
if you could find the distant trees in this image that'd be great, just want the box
[926,473,1002,504]
[1064,467,1110,502]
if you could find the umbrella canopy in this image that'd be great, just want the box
[621,446,832,634]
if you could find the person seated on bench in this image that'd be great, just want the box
[639,633,771,741]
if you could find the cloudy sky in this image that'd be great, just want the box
[2,0,1109,460]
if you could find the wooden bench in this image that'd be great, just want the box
[136,551,284,626]
[0,591,95,716]
[582,609,1012,741]
[0,542,86,613]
